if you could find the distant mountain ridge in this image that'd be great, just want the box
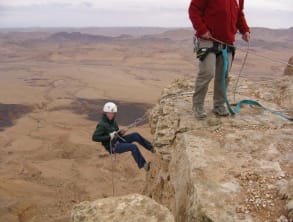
[46,32,133,43]
[0,27,292,49]
[151,27,293,41]
[149,27,293,49]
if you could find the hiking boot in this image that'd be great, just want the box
[193,105,207,119]
[144,162,151,172]
[213,106,229,117]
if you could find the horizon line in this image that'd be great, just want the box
[0,26,292,30]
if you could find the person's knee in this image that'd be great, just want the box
[128,132,140,141]
[204,66,215,80]
[129,144,138,152]
[133,132,141,138]
[206,71,214,81]
[198,67,214,83]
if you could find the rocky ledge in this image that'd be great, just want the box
[144,76,293,222]
[71,194,175,222]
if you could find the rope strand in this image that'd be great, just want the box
[209,36,293,67]
[108,115,147,197]
[119,113,148,132]
[233,41,250,104]
[110,140,116,196]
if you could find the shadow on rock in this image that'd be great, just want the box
[0,103,32,131]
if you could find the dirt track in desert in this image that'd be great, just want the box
[0,27,292,221]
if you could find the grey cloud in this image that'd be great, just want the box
[81,1,94,8]
[246,8,293,28]
[0,2,292,28]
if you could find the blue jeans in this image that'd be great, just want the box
[114,133,153,169]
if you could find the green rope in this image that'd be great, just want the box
[222,47,292,121]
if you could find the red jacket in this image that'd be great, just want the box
[189,0,250,44]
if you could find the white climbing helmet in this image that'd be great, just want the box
[103,102,118,113]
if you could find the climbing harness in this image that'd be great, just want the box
[194,36,235,62]
[221,46,293,121]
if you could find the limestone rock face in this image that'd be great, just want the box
[284,56,293,76]
[278,179,293,221]
[71,194,175,222]
[144,77,293,222]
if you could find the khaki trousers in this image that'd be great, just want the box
[193,39,233,108]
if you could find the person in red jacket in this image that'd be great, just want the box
[189,0,250,119]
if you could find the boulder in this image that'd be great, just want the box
[71,194,174,222]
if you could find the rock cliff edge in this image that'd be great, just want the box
[144,76,293,222]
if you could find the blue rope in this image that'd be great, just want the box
[222,47,292,121]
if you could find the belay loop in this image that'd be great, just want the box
[221,47,293,121]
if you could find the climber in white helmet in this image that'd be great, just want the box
[92,102,155,171]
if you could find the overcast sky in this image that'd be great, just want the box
[0,0,292,28]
